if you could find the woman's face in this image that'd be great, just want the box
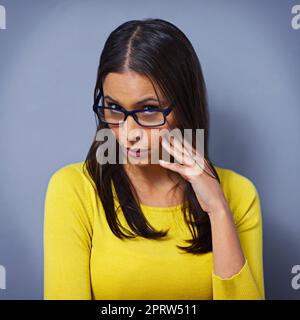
[102,71,176,165]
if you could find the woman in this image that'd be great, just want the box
[44,18,265,300]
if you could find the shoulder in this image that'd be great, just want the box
[45,161,95,229]
[213,165,259,198]
[47,161,94,192]
[213,165,262,226]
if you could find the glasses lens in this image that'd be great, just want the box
[136,110,165,126]
[98,107,125,124]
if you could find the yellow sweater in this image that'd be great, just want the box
[43,161,265,300]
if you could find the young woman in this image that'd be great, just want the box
[44,18,265,300]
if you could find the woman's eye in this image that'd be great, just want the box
[107,102,121,110]
[142,105,160,112]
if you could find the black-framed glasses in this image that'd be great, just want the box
[93,96,175,127]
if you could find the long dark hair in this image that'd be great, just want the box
[84,18,220,254]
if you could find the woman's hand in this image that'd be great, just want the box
[159,132,246,279]
[158,133,230,216]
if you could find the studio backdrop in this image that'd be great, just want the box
[0,0,300,300]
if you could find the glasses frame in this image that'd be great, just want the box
[93,97,175,127]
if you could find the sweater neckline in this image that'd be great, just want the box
[140,202,186,212]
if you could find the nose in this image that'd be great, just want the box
[125,116,143,144]
[121,115,143,146]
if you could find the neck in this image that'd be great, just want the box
[123,163,178,186]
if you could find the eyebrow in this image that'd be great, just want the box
[104,95,160,106]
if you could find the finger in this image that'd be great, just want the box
[161,137,205,178]
[161,136,185,165]
[168,135,196,166]
[172,134,213,177]
[175,132,204,161]
[161,135,194,166]
[168,134,205,172]
[158,159,187,176]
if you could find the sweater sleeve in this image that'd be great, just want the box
[43,165,94,300]
[212,174,265,300]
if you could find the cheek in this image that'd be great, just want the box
[149,116,178,150]
[109,127,120,143]
[165,113,177,129]
[149,129,165,151]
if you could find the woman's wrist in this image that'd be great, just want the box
[206,199,232,221]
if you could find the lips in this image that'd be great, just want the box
[127,148,148,152]
[126,147,149,157]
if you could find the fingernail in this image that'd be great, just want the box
[159,159,168,164]
[162,136,168,143]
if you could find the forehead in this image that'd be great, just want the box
[103,71,165,102]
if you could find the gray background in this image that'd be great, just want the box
[0,0,299,300]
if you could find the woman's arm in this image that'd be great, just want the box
[208,180,265,299]
[159,134,265,299]
[208,204,246,279]
[44,165,94,300]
